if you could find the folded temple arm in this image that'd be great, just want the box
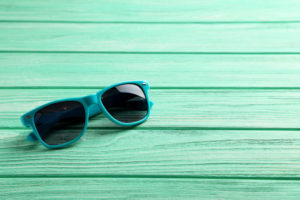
[89,100,154,116]
[25,95,153,141]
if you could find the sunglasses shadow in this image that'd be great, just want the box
[12,117,137,151]
[9,131,85,152]
[6,132,40,151]
[89,114,141,129]
[88,116,138,136]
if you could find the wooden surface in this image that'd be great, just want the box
[1,0,300,199]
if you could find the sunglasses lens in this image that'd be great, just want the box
[101,84,148,123]
[34,101,86,146]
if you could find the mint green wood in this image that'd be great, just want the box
[1,178,300,199]
[1,129,300,177]
[1,23,300,52]
[1,89,300,128]
[1,0,300,199]
[1,0,300,22]
[1,53,300,87]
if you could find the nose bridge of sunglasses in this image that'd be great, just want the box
[83,94,102,118]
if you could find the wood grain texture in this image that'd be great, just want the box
[1,0,300,198]
[1,89,300,128]
[1,53,300,87]
[1,0,300,22]
[1,178,300,200]
[1,129,300,177]
[1,23,300,52]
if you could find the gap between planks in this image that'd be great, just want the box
[2,86,300,90]
[2,127,300,131]
[1,50,300,54]
[1,174,300,181]
[2,20,300,24]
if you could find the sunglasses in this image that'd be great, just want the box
[21,81,153,149]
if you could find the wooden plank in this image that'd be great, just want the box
[1,53,300,87]
[1,129,300,177]
[1,89,300,128]
[1,23,300,52]
[1,178,300,200]
[1,0,300,22]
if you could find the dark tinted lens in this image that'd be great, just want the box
[34,101,86,146]
[102,84,148,123]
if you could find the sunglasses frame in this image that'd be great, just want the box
[21,80,153,149]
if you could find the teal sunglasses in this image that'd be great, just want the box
[21,81,154,149]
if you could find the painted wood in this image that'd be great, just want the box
[1,178,300,199]
[1,89,300,128]
[1,0,300,22]
[1,0,300,198]
[1,23,300,52]
[1,129,300,177]
[1,53,300,88]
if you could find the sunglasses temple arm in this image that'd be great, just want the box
[24,97,151,142]
[150,101,154,109]
[20,114,38,141]
[27,132,38,141]
[25,106,102,142]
